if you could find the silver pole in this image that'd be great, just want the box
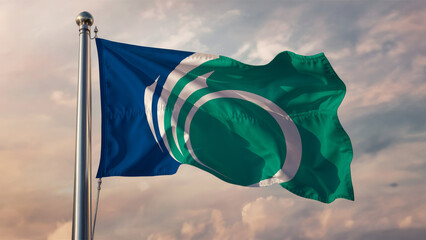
[73,11,93,240]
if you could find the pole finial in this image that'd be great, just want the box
[76,11,94,27]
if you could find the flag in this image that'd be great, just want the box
[95,38,353,203]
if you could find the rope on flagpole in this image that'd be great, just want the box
[91,178,102,240]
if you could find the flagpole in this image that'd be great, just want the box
[73,11,93,240]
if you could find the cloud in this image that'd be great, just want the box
[339,228,426,240]
[181,221,206,239]
[157,15,210,51]
[241,196,294,233]
[247,35,291,63]
[218,9,241,20]
[147,232,177,240]
[176,208,251,240]
[327,48,352,60]
[47,221,72,240]
[398,216,413,229]
[356,9,426,56]
[50,90,76,108]
[231,42,251,59]
[337,8,426,114]
[301,209,332,239]
[354,141,426,186]
[347,96,426,156]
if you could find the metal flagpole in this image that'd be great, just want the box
[73,11,93,240]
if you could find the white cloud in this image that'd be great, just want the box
[231,42,251,60]
[301,209,332,239]
[157,15,210,51]
[146,232,177,240]
[355,37,382,55]
[166,208,252,240]
[243,20,294,64]
[356,10,426,56]
[241,7,333,64]
[241,196,294,233]
[354,141,426,186]
[412,55,426,76]
[248,36,291,64]
[218,9,241,20]
[327,48,352,60]
[345,219,354,228]
[413,55,426,67]
[50,90,76,108]
[47,221,72,240]
[139,0,177,20]
[398,216,413,229]
[138,182,150,192]
[343,67,426,110]
[181,222,206,239]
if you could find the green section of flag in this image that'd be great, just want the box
[164,51,353,203]
[190,98,286,186]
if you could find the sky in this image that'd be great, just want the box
[0,0,426,239]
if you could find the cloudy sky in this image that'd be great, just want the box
[1,0,426,239]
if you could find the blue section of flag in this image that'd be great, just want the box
[96,38,192,178]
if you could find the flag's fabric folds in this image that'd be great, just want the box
[96,38,353,203]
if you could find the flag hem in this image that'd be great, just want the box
[95,38,108,178]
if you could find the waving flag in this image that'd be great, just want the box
[95,38,353,203]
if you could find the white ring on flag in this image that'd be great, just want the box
[183,90,302,184]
